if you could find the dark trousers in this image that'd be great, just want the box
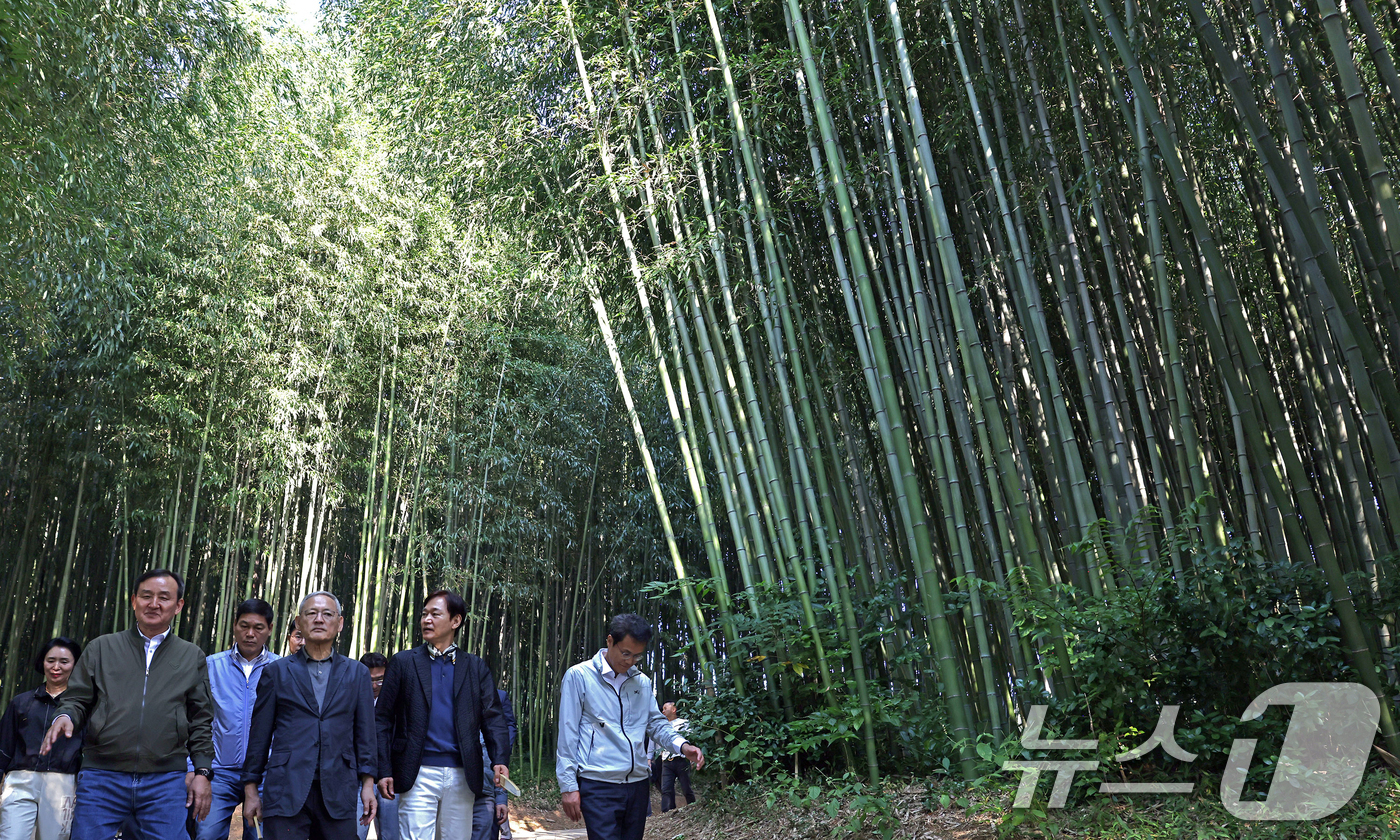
[264,780,357,840]
[471,790,501,840]
[660,758,695,812]
[577,778,649,840]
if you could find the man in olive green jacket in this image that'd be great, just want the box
[41,569,215,840]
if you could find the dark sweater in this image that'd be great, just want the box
[374,645,510,797]
[56,627,214,773]
[421,655,460,767]
[0,686,84,774]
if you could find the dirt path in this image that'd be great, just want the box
[228,805,588,840]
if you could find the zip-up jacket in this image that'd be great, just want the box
[56,627,215,773]
[0,685,84,774]
[555,650,686,793]
[204,647,279,770]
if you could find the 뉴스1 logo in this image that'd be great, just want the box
[1002,682,1380,820]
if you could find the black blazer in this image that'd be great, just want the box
[242,652,377,819]
[375,645,511,796]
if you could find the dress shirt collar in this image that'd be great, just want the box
[592,648,635,681]
[231,646,273,666]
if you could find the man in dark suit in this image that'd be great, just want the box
[472,689,517,840]
[242,592,378,840]
[375,590,512,840]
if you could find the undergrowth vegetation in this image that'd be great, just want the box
[638,770,1400,839]
[674,506,1396,803]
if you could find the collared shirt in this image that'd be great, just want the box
[299,649,332,712]
[598,657,631,693]
[204,646,279,770]
[140,628,169,673]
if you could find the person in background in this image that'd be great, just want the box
[657,703,696,812]
[646,736,662,817]
[555,614,704,840]
[242,592,377,840]
[356,653,397,840]
[374,591,512,840]
[360,654,388,701]
[284,618,305,657]
[471,689,516,840]
[0,638,84,840]
[195,599,279,840]
[40,569,215,840]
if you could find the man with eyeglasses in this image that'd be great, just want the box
[556,614,704,840]
[242,592,378,840]
[356,653,397,840]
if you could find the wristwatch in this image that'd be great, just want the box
[194,768,213,779]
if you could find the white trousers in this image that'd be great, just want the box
[0,771,76,840]
[396,766,473,840]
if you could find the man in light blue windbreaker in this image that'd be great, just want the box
[556,614,705,840]
[195,598,280,840]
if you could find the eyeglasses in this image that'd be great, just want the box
[300,609,339,620]
[370,677,385,685]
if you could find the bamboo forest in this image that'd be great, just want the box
[8,0,1400,832]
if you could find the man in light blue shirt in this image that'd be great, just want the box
[556,614,704,840]
[195,599,279,840]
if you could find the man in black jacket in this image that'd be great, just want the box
[39,569,215,840]
[375,591,511,840]
[471,689,516,840]
[242,592,377,840]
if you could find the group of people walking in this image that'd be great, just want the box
[0,568,702,840]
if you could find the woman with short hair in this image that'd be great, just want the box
[0,637,85,840]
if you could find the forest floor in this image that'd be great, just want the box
[632,769,1400,839]
[225,768,1400,839]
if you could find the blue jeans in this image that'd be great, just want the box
[355,787,398,840]
[71,770,188,840]
[194,772,255,840]
[470,789,502,840]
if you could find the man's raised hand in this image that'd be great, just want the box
[39,716,72,756]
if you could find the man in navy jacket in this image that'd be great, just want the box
[242,592,377,840]
[472,689,516,840]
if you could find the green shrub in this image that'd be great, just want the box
[994,505,1395,800]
